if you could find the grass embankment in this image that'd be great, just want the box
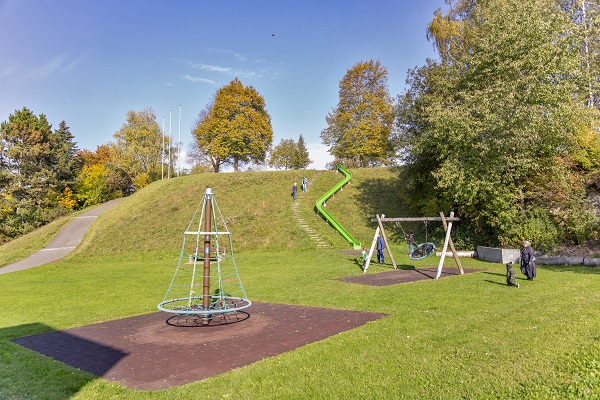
[0,168,598,399]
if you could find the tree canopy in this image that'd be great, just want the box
[0,107,79,241]
[192,78,273,172]
[321,59,395,168]
[269,135,312,170]
[397,0,600,249]
[111,107,166,188]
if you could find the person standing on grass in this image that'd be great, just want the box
[376,233,385,264]
[291,182,298,201]
[520,240,536,281]
[361,248,368,269]
[302,176,308,192]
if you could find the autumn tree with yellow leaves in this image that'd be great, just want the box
[321,59,395,168]
[192,78,273,172]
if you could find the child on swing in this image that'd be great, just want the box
[406,231,416,255]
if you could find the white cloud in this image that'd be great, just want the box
[191,63,257,79]
[16,52,90,81]
[183,75,216,84]
[0,63,19,78]
[220,50,247,62]
[60,51,91,73]
[29,55,66,79]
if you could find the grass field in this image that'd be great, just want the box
[0,168,598,399]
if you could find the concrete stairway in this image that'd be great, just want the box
[290,173,329,248]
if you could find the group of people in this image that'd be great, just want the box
[365,232,537,287]
[506,240,537,287]
[291,177,309,201]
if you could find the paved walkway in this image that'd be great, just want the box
[0,198,123,275]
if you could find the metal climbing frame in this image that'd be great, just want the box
[157,188,251,323]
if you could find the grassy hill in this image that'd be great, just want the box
[73,167,415,256]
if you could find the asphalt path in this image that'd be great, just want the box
[0,198,123,275]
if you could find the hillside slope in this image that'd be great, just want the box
[67,167,414,256]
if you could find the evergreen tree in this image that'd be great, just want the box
[0,108,74,240]
[51,121,80,193]
[292,135,312,169]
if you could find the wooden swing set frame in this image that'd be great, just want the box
[363,211,464,279]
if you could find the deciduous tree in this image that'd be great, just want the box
[269,139,297,170]
[74,145,132,206]
[398,0,600,248]
[321,60,395,167]
[112,107,165,187]
[193,78,273,172]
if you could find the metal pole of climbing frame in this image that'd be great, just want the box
[202,188,213,324]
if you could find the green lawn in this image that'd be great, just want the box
[0,169,599,399]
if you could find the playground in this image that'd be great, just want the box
[13,302,385,390]
[0,168,598,399]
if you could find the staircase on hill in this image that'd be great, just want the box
[291,172,329,248]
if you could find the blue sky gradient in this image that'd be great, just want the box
[0,0,442,169]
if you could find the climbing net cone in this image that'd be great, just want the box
[158,188,251,322]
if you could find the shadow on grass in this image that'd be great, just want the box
[484,279,509,286]
[482,271,505,278]
[2,322,124,398]
[352,167,444,246]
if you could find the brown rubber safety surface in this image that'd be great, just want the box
[11,302,386,391]
[337,267,480,286]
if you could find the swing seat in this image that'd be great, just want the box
[409,242,436,260]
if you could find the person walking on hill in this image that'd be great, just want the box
[376,233,386,264]
[301,176,308,192]
[520,240,536,281]
[291,182,298,201]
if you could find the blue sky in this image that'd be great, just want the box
[0,0,442,169]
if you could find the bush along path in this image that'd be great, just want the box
[291,172,329,248]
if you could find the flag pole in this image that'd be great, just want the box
[161,116,165,180]
[168,110,172,179]
[177,105,182,177]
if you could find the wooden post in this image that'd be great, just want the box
[439,211,464,275]
[376,214,397,270]
[363,227,379,274]
[436,211,454,279]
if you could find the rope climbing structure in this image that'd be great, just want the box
[158,187,251,325]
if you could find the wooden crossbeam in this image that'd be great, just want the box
[370,217,460,223]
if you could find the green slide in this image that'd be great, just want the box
[315,165,361,250]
